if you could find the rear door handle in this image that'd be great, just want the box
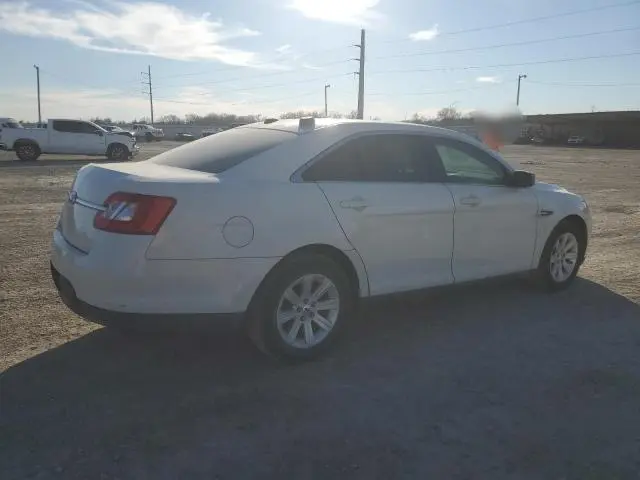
[460,195,481,207]
[339,197,369,212]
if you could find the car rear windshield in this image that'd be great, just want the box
[148,127,296,174]
[2,120,22,128]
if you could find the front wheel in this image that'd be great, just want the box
[15,143,40,162]
[108,144,129,161]
[536,220,583,291]
[246,254,355,361]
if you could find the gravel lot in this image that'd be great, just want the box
[1,143,639,479]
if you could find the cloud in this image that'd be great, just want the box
[0,1,263,65]
[288,0,383,26]
[301,63,323,70]
[409,24,439,41]
[275,44,292,54]
[476,76,502,83]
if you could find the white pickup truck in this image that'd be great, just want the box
[0,118,139,162]
[131,123,164,142]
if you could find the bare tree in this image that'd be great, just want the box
[436,106,463,122]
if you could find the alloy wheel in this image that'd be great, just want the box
[276,274,340,349]
[549,232,579,282]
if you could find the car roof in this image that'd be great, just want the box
[238,118,476,140]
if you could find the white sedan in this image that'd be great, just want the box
[51,118,591,360]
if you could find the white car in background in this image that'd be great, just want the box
[0,118,138,161]
[132,124,164,142]
[51,118,591,360]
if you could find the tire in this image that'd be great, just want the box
[535,219,584,292]
[145,133,153,143]
[15,142,41,162]
[107,143,129,161]
[246,253,355,361]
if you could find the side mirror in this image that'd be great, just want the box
[508,170,535,188]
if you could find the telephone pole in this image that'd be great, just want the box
[141,65,154,124]
[33,65,41,124]
[352,29,366,119]
[324,84,331,117]
[516,73,527,107]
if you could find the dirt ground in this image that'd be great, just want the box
[1,144,639,479]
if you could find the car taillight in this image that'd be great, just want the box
[94,192,176,235]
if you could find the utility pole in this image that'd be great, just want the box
[141,65,154,124]
[324,84,331,117]
[352,29,366,119]
[516,74,527,107]
[33,65,41,124]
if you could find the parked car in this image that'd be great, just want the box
[51,118,591,360]
[175,132,196,142]
[0,118,138,162]
[201,127,222,138]
[132,124,164,142]
[567,135,586,145]
[101,125,135,138]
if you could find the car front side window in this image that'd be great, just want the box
[433,139,507,186]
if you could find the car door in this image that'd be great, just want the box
[50,121,104,154]
[75,122,107,154]
[301,133,455,296]
[430,136,538,282]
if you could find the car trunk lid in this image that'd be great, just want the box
[59,162,218,253]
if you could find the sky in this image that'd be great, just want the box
[1,0,639,122]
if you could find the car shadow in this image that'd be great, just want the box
[3,278,640,480]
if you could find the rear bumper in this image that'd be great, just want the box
[50,228,279,316]
[51,263,244,330]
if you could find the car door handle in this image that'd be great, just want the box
[460,195,481,207]
[339,197,369,212]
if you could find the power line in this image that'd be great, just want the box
[527,80,640,87]
[154,45,353,81]
[371,26,640,61]
[154,89,319,107]
[367,83,505,97]
[158,72,354,98]
[156,60,351,90]
[368,51,640,76]
[380,0,640,45]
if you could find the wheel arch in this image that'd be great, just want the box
[107,141,129,152]
[541,214,588,266]
[248,243,368,315]
[560,214,588,264]
[13,138,40,150]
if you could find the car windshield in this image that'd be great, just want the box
[148,127,296,173]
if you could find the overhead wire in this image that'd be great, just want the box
[368,51,640,76]
[371,26,640,60]
[377,0,640,45]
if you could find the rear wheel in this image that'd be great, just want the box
[15,143,40,162]
[145,132,153,143]
[247,254,355,361]
[536,220,583,291]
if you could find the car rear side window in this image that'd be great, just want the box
[301,134,437,183]
[148,127,296,174]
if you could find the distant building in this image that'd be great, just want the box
[522,111,640,147]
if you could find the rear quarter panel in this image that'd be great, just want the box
[145,180,355,260]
